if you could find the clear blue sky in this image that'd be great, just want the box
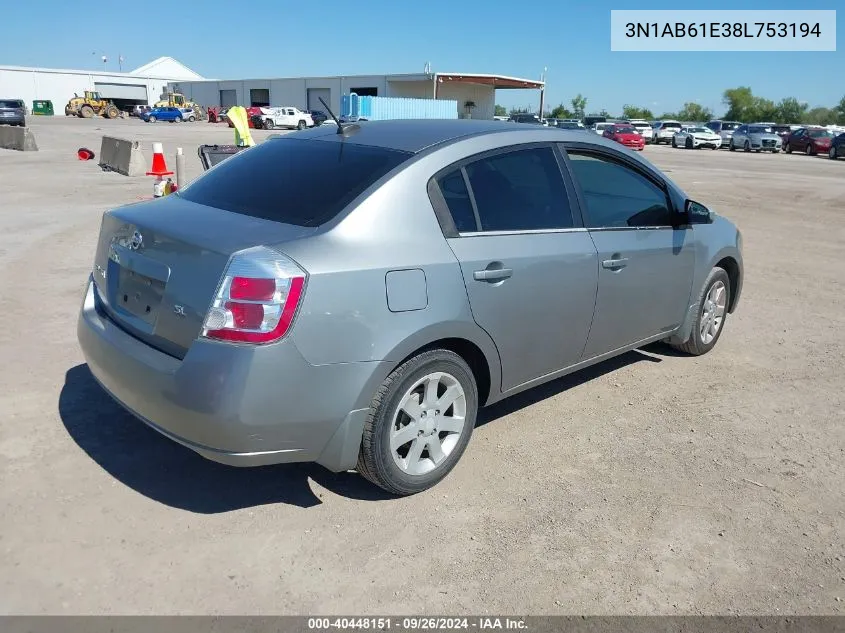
[3,0,841,116]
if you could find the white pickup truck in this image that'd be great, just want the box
[260,107,314,130]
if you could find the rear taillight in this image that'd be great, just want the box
[202,246,306,344]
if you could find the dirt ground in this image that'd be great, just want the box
[1,117,843,615]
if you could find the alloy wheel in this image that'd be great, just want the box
[700,280,727,345]
[390,372,467,476]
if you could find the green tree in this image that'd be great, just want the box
[775,97,808,124]
[622,104,654,120]
[836,95,845,125]
[722,86,757,121]
[677,102,714,122]
[754,98,777,122]
[570,94,587,119]
[658,112,678,120]
[804,107,837,125]
[494,104,508,117]
[549,103,572,119]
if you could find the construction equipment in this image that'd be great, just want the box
[153,91,197,109]
[65,91,120,119]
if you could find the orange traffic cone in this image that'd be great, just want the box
[147,142,174,177]
[147,142,174,198]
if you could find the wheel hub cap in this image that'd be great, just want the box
[390,372,467,476]
[700,280,727,345]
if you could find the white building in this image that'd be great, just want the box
[0,57,204,112]
[169,72,545,120]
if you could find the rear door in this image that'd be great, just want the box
[431,144,598,392]
[560,144,695,359]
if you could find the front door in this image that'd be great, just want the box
[433,145,599,391]
[562,147,696,359]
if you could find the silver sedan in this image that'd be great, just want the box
[77,120,744,495]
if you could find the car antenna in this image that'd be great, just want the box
[319,97,360,137]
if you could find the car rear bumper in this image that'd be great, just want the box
[77,278,387,471]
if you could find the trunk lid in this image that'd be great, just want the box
[92,195,316,359]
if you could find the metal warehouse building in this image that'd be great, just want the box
[0,57,204,112]
[169,71,545,120]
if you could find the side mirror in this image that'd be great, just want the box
[681,199,714,225]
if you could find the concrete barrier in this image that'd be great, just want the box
[0,125,38,151]
[98,136,147,177]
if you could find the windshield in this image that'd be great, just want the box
[689,127,710,134]
[613,126,637,134]
[721,122,740,131]
[0,100,23,109]
[663,122,681,129]
[809,129,834,138]
[748,126,772,134]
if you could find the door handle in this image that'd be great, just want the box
[473,267,513,282]
[602,257,629,270]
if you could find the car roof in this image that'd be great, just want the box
[279,118,641,155]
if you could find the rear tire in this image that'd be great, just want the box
[148,115,156,122]
[297,120,306,130]
[670,267,731,357]
[785,142,792,153]
[357,349,478,496]
[80,105,94,119]
[672,137,677,148]
[686,138,693,149]
[830,146,838,160]
[805,144,814,156]
[744,141,751,152]
[729,140,736,152]
[264,119,274,130]
[105,105,119,119]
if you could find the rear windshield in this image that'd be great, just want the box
[179,137,412,227]
[0,100,23,108]
[809,129,834,138]
[721,122,740,131]
[662,122,681,129]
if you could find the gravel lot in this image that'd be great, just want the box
[1,117,844,615]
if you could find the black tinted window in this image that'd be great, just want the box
[465,147,574,231]
[567,152,673,228]
[436,170,477,232]
[0,100,23,108]
[180,138,411,227]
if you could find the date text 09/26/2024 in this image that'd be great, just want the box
[307,617,527,630]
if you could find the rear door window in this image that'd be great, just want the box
[465,147,575,232]
[179,138,411,227]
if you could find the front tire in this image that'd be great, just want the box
[729,140,736,152]
[805,143,814,156]
[357,349,478,496]
[831,146,838,160]
[672,137,677,148]
[264,119,274,130]
[785,142,792,154]
[148,115,156,123]
[670,267,731,356]
[685,138,693,149]
[744,141,751,152]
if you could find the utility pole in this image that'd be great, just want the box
[538,67,547,121]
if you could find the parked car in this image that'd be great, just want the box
[76,120,744,495]
[260,106,314,130]
[652,120,683,145]
[508,113,543,125]
[583,115,607,128]
[142,106,186,123]
[704,120,742,148]
[784,127,836,155]
[729,124,782,153]
[626,119,654,143]
[555,121,586,130]
[131,104,152,118]
[602,123,645,150]
[591,121,613,134]
[672,126,722,150]
[828,132,845,160]
[308,109,329,125]
[767,124,792,145]
[179,108,197,122]
[0,98,26,126]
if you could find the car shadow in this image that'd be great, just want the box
[59,346,675,512]
[477,346,667,427]
[58,364,394,513]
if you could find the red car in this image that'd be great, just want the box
[784,127,836,155]
[602,123,645,150]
